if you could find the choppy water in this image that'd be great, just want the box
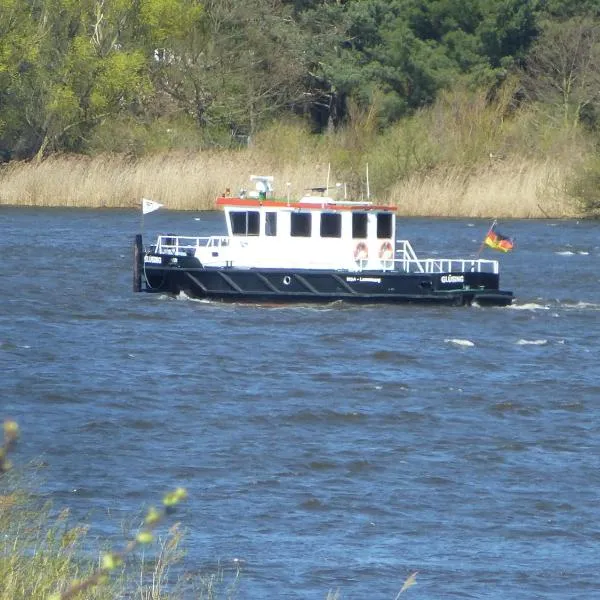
[2,207,600,599]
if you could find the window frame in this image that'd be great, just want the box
[230,210,260,236]
[352,212,368,239]
[290,212,312,237]
[320,212,342,238]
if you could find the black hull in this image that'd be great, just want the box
[141,258,513,307]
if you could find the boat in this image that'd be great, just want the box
[133,175,513,306]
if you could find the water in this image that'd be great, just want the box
[2,207,600,599]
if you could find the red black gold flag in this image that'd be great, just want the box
[483,222,514,253]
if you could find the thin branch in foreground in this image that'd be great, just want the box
[48,487,188,600]
[395,571,418,598]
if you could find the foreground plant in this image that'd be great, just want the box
[48,488,188,600]
[0,420,19,474]
[396,571,418,596]
[326,570,418,600]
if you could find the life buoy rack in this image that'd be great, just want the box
[379,241,394,260]
[354,242,368,260]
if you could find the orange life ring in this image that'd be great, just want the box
[379,241,394,260]
[354,242,368,260]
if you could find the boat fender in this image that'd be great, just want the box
[354,242,368,260]
[379,241,394,260]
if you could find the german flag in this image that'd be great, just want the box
[484,223,514,252]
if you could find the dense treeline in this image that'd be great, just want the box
[1,0,599,165]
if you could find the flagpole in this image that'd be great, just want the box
[140,200,146,244]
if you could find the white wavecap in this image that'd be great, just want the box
[142,198,163,214]
[444,338,475,347]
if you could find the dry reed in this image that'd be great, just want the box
[0,152,581,217]
[0,153,340,212]
[389,158,580,218]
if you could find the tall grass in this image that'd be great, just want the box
[0,490,118,600]
[0,84,594,217]
[0,151,339,212]
[387,158,578,218]
[0,421,236,600]
[0,471,243,600]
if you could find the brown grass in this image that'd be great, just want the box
[0,152,340,211]
[0,151,581,217]
[389,158,580,218]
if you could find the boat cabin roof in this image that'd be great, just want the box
[216,173,395,212]
[216,196,396,212]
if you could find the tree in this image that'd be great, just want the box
[0,0,149,159]
[523,16,600,129]
[0,0,40,159]
[149,0,312,142]
[297,0,540,130]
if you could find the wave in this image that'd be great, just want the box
[508,302,550,311]
[516,339,548,346]
[555,250,591,256]
[561,301,600,310]
[445,338,475,347]
[176,291,211,303]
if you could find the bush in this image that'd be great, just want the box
[565,154,600,216]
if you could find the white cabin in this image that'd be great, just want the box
[196,182,397,270]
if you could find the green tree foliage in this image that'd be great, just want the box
[300,0,540,128]
[1,0,147,159]
[0,0,40,159]
[542,0,600,19]
[0,0,597,159]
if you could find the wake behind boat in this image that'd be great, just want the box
[133,176,513,306]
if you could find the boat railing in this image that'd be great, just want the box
[384,239,499,274]
[378,257,499,274]
[155,235,229,255]
[396,240,425,273]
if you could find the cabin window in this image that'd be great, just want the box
[377,213,393,238]
[265,212,277,236]
[290,212,312,237]
[230,210,260,235]
[352,212,368,239]
[320,212,342,238]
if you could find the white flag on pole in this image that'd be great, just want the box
[142,198,163,214]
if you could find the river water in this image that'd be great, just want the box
[2,207,599,599]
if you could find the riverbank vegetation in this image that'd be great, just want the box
[0,421,237,600]
[0,475,235,599]
[1,0,599,217]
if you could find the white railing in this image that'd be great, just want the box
[379,257,498,274]
[392,239,498,274]
[155,235,229,255]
